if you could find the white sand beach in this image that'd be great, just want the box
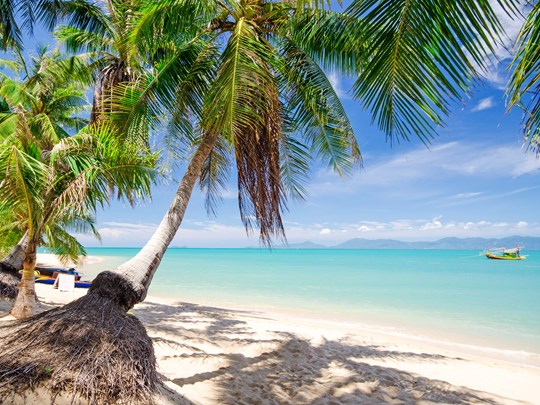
[1,274,539,404]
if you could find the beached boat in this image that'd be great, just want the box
[484,247,525,260]
[35,266,81,280]
[34,276,91,288]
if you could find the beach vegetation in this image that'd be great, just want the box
[0,0,538,403]
[509,1,540,152]
[0,48,159,317]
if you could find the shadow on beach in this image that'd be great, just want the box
[135,301,515,405]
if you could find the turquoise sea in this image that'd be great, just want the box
[79,248,540,358]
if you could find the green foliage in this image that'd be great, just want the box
[346,0,519,143]
[509,2,540,153]
[111,0,362,244]
[0,47,158,263]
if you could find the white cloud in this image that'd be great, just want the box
[310,141,540,199]
[421,217,443,230]
[454,192,483,199]
[79,217,540,248]
[473,0,526,88]
[472,97,496,112]
[327,71,351,100]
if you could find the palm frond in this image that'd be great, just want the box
[0,0,23,50]
[55,25,114,54]
[279,135,310,202]
[279,39,361,176]
[42,222,95,265]
[54,0,115,38]
[204,18,286,244]
[284,8,363,75]
[199,136,231,217]
[347,0,518,142]
[133,0,217,55]
[0,145,47,235]
[508,2,540,152]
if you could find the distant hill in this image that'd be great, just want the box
[276,241,327,249]
[279,236,540,250]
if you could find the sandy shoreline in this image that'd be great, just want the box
[1,282,539,404]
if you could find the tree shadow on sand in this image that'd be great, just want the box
[135,300,509,405]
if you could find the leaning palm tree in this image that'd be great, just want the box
[0,0,519,403]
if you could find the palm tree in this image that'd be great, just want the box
[52,0,155,125]
[0,0,521,403]
[0,48,158,318]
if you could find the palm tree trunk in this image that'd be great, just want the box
[89,129,220,310]
[0,133,219,401]
[0,233,28,300]
[10,239,37,319]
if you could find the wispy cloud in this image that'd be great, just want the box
[474,1,527,88]
[310,141,540,197]
[472,97,496,112]
[77,215,540,247]
[327,71,352,100]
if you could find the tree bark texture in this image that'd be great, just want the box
[90,130,220,309]
[0,234,29,300]
[10,239,37,319]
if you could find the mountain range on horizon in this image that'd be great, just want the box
[277,236,540,250]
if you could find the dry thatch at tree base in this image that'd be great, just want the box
[0,264,19,300]
[0,288,158,404]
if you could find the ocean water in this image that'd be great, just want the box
[79,248,540,356]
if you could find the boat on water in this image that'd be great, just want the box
[484,247,525,260]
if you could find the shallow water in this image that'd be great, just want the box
[77,248,540,356]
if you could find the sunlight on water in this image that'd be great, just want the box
[80,248,540,354]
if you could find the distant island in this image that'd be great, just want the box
[277,236,540,250]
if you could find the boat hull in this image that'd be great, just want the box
[35,276,91,288]
[485,252,525,260]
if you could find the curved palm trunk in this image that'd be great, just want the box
[10,239,37,319]
[0,132,219,401]
[89,130,220,310]
[0,234,28,300]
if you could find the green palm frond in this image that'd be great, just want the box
[508,2,540,153]
[199,136,231,217]
[54,0,115,38]
[133,0,216,54]
[0,0,23,49]
[110,38,217,144]
[285,8,363,75]
[347,0,518,143]
[55,25,114,54]
[279,135,310,202]
[42,221,96,265]
[0,56,19,71]
[204,19,275,141]
[0,145,47,235]
[279,39,361,176]
[203,18,286,243]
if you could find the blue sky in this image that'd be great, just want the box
[22,3,540,247]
